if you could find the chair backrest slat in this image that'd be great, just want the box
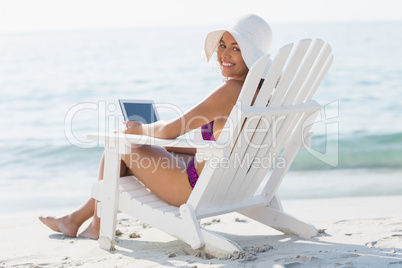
[254,43,294,107]
[269,39,313,107]
[283,39,325,106]
[304,54,333,103]
[294,42,332,104]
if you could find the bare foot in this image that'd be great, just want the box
[79,220,100,240]
[38,215,79,237]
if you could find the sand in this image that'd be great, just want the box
[1,195,401,267]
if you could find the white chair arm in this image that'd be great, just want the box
[87,132,224,150]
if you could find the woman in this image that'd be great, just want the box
[39,14,272,239]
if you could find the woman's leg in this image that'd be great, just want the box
[122,145,193,207]
[38,198,95,238]
[78,153,128,239]
[77,146,192,238]
[39,151,127,239]
[39,145,192,238]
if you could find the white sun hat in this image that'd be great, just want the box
[203,14,273,69]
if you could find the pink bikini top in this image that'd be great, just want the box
[201,121,215,141]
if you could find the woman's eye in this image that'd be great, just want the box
[233,47,240,51]
[219,44,226,48]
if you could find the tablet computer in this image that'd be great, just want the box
[119,99,159,124]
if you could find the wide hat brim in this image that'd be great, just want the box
[202,14,272,70]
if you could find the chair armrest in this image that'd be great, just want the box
[87,132,226,156]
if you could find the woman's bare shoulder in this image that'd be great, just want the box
[215,79,244,96]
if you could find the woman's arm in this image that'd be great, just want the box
[124,79,244,139]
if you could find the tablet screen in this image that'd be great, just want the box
[119,100,159,124]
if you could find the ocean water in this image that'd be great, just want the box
[1,21,402,216]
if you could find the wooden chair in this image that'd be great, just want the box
[88,39,333,257]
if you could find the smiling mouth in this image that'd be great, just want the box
[222,61,235,68]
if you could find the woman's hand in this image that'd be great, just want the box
[123,121,144,135]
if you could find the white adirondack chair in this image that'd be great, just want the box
[88,39,333,257]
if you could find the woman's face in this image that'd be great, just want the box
[217,32,248,81]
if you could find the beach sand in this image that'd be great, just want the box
[1,196,401,267]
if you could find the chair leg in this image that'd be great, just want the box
[200,228,243,258]
[98,148,121,250]
[180,204,204,249]
[179,204,242,257]
[239,196,318,239]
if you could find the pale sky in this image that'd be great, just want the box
[0,0,401,33]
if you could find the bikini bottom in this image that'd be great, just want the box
[186,157,199,189]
